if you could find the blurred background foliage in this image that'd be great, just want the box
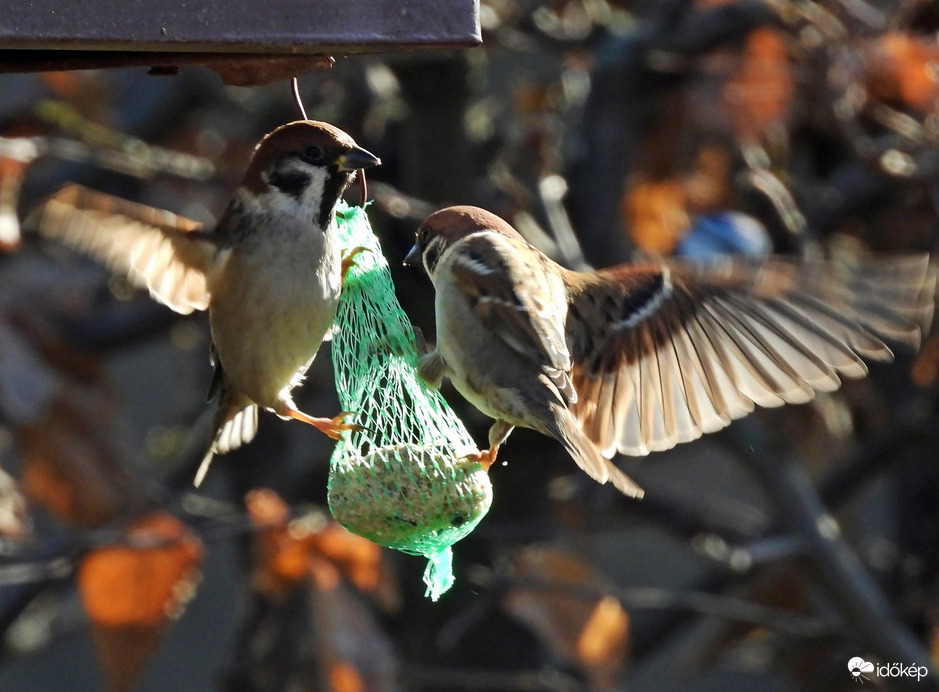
[1,0,939,690]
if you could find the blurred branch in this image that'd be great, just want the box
[725,432,939,692]
[817,418,937,507]
[0,133,214,182]
[0,556,74,587]
[474,573,833,639]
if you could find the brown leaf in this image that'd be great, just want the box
[0,305,144,527]
[78,512,203,692]
[329,661,366,692]
[864,33,939,113]
[621,177,688,253]
[79,512,203,626]
[89,625,167,692]
[503,546,629,689]
[247,487,322,597]
[311,582,398,692]
[911,334,939,388]
[246,488,394,604]
[311,523,384,594]
[684,142,734,214]
[724,28,793,140]
[20,424,129,528]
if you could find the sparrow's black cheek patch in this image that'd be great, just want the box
[318,173,348,228]
[424,242,443,273]
[269,170,311,199]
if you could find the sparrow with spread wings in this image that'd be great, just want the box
[28,120,380,484]
[405,206,936,498]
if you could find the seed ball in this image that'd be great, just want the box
[328,443,493,555]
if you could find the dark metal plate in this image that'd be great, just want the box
[0,0,480,52]
[0,0,480,84]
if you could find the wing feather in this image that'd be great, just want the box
[26,184,223,314]
[568,252,935,456]
[449,232,576,403]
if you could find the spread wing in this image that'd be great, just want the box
[25,184,225,314]
[449,233,576,402]
[567,253,936,457]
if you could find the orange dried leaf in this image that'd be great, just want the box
[79,512,202,692]
[7,316,143,528]
[91,624,165,692]
[865,33,939,113]
[245,487,290,527]
[311,524,384,593]
[78,512,203,627]
[247,488,320,597]
[621,178,688,254]
[329,661,366,692]
[246,488,386,598]
[724,28,792,140]
[504,546,630,690]
[576,596,630,665]
[40,72,90,101]
[20,438,127,529]
[911,335,939,387]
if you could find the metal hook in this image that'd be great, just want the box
[291,77,308,121]
[292,76,368,205]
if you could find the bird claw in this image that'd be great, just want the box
[321,411,367,440]
[466,446,499,472]
[287,409,364,440]
[341,246,368,283]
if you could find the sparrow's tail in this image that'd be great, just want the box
[194,389,258,487]
[551,407,645,498]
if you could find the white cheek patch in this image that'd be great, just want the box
[261,164,330,219]
[298,166,328,207]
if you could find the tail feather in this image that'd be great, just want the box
[552,408,645,498]
[194,386,258,486]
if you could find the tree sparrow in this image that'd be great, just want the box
[405,206,936,498]
[28,120,380,484]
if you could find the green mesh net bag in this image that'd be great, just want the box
[328,202,493,600]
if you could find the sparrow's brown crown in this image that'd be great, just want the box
[241,120,380,196]
[405,205,524,274]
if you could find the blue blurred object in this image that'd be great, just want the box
[675,211,771,259]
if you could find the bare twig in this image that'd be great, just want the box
[725,434,939,692]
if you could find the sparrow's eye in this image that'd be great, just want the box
[303,145,325,162]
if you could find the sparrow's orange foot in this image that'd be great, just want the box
[287,409,363,440]
[466,445,500,472]
[341,246,369,283]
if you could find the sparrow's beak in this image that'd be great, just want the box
[337,146,381,171]
[403,244,421,267]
